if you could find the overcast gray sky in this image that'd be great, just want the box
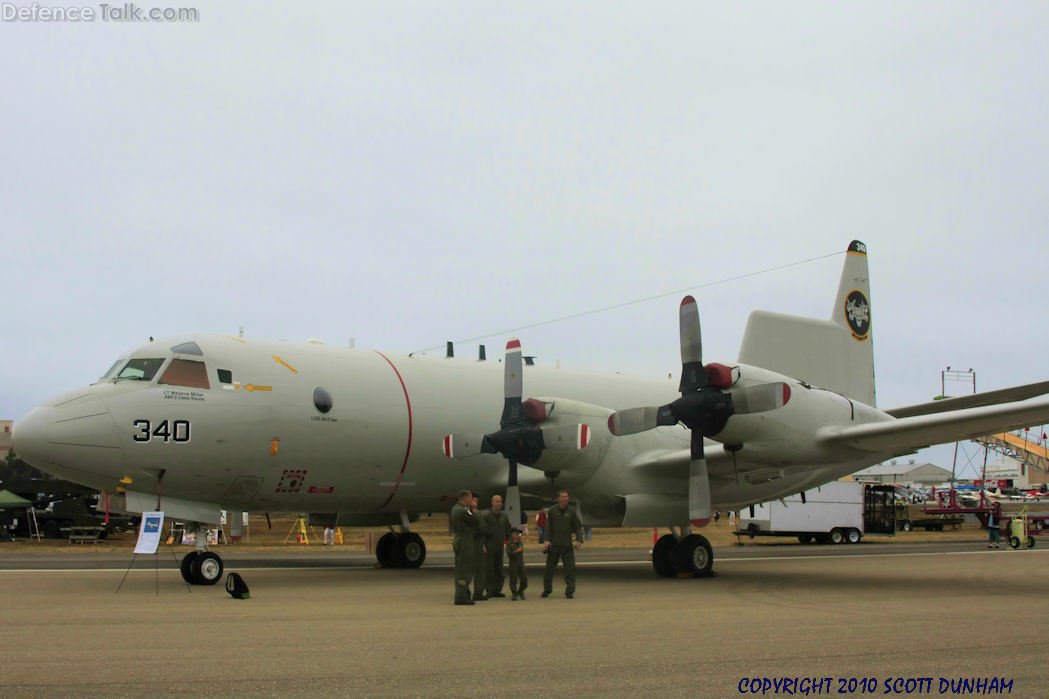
[3,2,1048,475]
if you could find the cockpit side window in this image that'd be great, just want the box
[116,358,165,381]
[158,359,211,389]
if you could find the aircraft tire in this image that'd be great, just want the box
[829,529,845,545]
[179,552,199,584]
[191,552,224,585]
[398,533,426,568]
[846,528,862,544]
[376,532,399,568]
[671,534,713,577]
[651,534,677,578]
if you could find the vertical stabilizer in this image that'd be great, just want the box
[833,241,872,342]
[738,240,876,407]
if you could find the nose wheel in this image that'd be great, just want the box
[179,551,224,585]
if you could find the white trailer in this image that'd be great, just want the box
[737,481,896,544]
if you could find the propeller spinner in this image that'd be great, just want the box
[442,338,591,532]
[608,296,790,527]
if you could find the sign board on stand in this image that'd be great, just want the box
[134,511,164,555]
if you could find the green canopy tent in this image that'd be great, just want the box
[0,489,34,540]
[0,489,31,509]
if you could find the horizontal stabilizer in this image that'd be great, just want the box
[886,381,1049,419]
[820,396,1049,453]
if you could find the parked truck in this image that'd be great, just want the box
[736,482,896,544]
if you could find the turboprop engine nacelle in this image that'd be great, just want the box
[710,365,890,466]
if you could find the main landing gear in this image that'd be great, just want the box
[651,530,714,578]
[179,523,224,586]
[375,531,427,568]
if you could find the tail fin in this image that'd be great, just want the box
[738,240,876,406]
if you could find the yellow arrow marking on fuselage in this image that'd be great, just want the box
[273,356,298,374]
[244,384,273,392]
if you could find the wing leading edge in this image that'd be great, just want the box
[885,381,1049,419]
[820,395,1049,453]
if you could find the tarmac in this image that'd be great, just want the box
[1,541,1045,697]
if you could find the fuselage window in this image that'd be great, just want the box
[158,359,211,390]
[217,369,233,384]
[116,358,166,381]
[314,386,333,413]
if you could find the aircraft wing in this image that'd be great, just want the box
[886,381,1049,419]
[821,396,1049,453]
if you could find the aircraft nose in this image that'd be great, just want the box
[12,406,54,467]
[13,397,122,479]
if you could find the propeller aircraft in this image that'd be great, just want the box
[14,240,1049,583]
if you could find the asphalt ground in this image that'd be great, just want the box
[0,540,1045,697]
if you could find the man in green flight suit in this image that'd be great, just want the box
[450,489,478,605]
[482,494,512,598]
[542,488,584,599]
[471,492,489,601]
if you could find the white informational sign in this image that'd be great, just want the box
[134,511,164,555]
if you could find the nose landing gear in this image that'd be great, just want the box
[178,524,225,585]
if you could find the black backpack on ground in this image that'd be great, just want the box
[225,572,250,599]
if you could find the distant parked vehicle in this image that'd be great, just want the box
[737,482,896,544]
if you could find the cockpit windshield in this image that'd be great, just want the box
[115,358,166,381]
[100,358,127,381]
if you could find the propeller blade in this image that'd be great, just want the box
[505,482,524,532]
[500,338,524,427]
[732,382,792,414]
[441,433,489,459]
[688,456,713,528]
[540,423,591,451]
[688,431,712,526]
[608,407,657,436]
[678,296,708,394]
[679,295,703,365]
[607,405,677,435]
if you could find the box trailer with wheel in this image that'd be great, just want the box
[736,482,895,544]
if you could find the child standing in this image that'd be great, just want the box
[507,528,528,600]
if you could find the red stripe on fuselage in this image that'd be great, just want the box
[373,351,413,511]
